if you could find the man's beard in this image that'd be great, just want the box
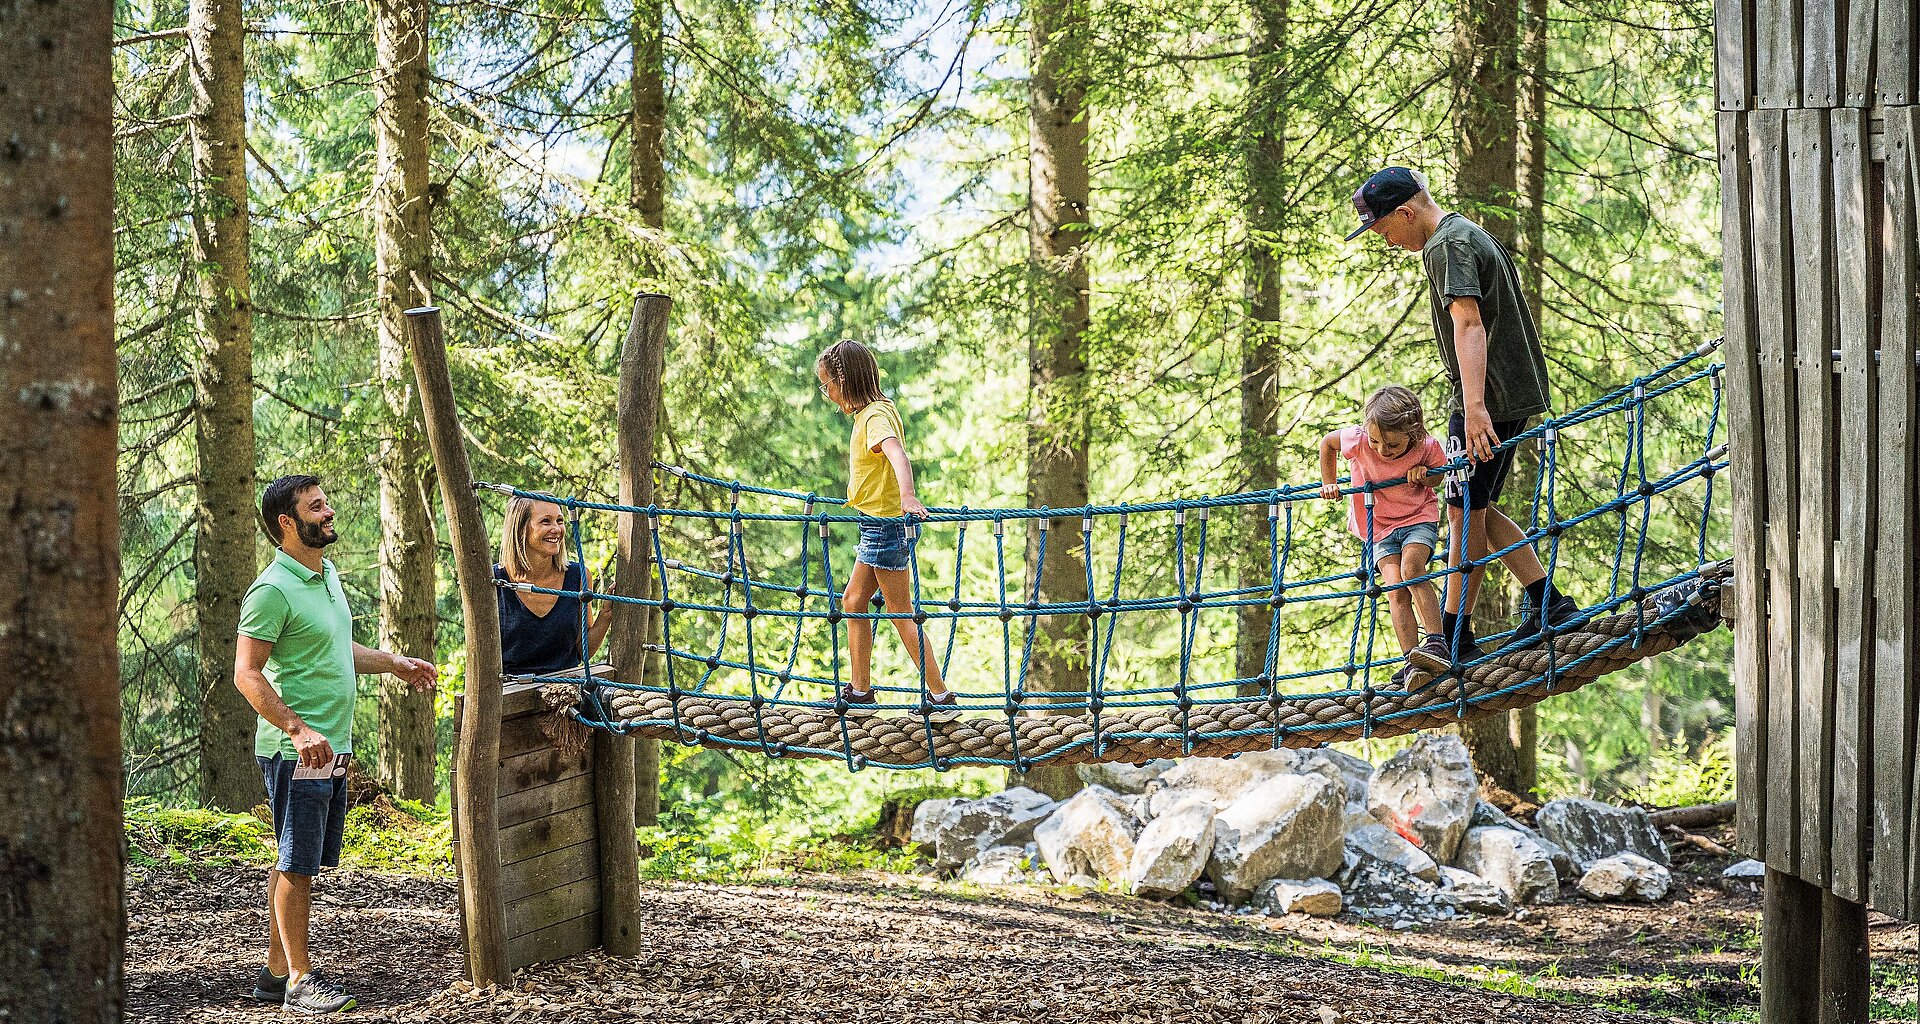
[296,518,338,548]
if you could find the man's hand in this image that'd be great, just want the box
[901,495,928,520]
[1461,406,1501,463]
[392,655,438,692]
[290,726,335,770]
[1319,481,1341,501]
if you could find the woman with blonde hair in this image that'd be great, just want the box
[494,495,610,677]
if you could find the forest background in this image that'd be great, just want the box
[112,0,1730,859]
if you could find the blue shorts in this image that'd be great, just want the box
[1372,521,1440,563]
[258,754,349,876]
[855,521,911,572]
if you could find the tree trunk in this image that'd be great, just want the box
[1453,0,1520,248]
[1504,0,1549,792]
[1013,0,1091,800]
[1237,0,1289,696]
[1452,0,1530,793]
[372,0,438,802]
[629,0,667,826]
[0,4,125,1017]
[188,0,262,811]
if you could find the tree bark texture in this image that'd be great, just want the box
[1452,0,1530,793]
[0,3,125,1018]
[1016,0,1092,800]
[188,0,262,811]
[403,308,509,985]
[629,3,666,825]
[1237,0,1289,696]
[1453,0,1520,248]
[1515,0,1549,325]
[372,0,438,802]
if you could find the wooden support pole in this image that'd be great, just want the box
[599,293,671,956]
[1816,890,1869,1024]
[1761,867,1825,1024]
[402,306,510,986]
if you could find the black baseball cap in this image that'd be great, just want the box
[1343,167,1426,240]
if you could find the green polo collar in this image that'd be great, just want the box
[272,547,331,584]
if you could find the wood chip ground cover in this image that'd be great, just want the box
[126,861,1917,1023]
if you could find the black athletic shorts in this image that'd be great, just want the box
[1446,412,1532,512]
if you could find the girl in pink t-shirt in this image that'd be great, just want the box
[1317,386,1452,685]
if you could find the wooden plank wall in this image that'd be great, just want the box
[456,682,604,971]
[1717,37,1920,922]
[1718,0,1918,109]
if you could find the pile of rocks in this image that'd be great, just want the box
[909,735,1677,925]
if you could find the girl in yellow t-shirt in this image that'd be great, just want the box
[814,340,957,721]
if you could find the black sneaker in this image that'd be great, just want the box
[1404,635,1453,676]
[1515,592,1581,642]
[282,970,356,1014]
[923,691,962,723]
[839,684,879,717]
[250,967,288,1003]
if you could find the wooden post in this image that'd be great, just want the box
[599,293,670,956]
[1761,867,1824,1024]
[1816,891,1869,1024]
[402,306,510,986]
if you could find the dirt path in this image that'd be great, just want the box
[126,864,1915,1023]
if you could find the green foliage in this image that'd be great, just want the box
[338,799,455,874]
[125,799,278,868]
[1625,731,1736,808]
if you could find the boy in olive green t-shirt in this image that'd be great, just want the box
[232,474,436,1014]
[1345,167,1581,663]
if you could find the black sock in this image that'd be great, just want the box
[1525,578,1554,606]
[1442,612,1472,643]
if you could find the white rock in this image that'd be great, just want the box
[1433,866,1513,915]
[959,846,1035,885]
[1205,772,1347,905]
[1128,797,1217,898]
[909,797,955,854]
[930,788,1059,871]
[1457,826,1560,905]
[1034,785,1140,883]
[1076,760,1175,795]
[1722,858,1766,880]
[1301,747,1375,805]
[1470,800,1576,880]
[1534,798,1669,872]
[1341,856,1444,920]
[1148,748,1303,817]
[1345,823,1440,882]
[1577,852,1672,902]
[1342,802,1378,835]
[1367,734,1478,864]
[1252,878,1344,917]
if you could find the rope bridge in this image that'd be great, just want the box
[482,340,1732,771]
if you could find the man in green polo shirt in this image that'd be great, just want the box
[233,474,436,1014]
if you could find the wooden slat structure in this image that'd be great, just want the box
[1716,0,1920,1017]
[456,681,608,972]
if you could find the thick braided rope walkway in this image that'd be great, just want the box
[539,561,1728,767]
[486,340,1731,771]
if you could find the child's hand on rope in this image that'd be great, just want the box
[1407,467,1429,487]
[1319,481,1340,501]
[901,495,928,520]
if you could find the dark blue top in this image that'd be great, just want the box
[495,562,586,677]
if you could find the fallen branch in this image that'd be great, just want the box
[1648,801,1735,830]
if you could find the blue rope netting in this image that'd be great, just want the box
[480,339,1731,771]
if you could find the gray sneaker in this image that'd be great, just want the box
[250,966,289,1003]
[282,970,357,1014]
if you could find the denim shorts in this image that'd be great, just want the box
[1373,521,1440,562]
[258,754,349,876]
[855,520,911,572]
